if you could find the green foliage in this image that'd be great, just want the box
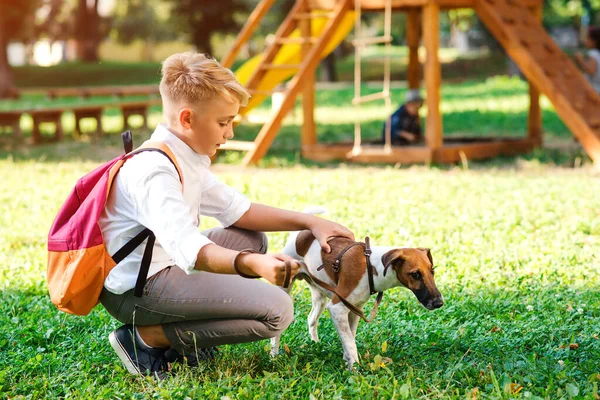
[544,0,600,27]
[113,0,177,45]
[165,0,249,54]
[12,62,163,88]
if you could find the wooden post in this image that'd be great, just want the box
[528,4,543,146]
[300,2,317,146]
[406,8,421,90]
[220,0,276,68]
[243,0,350,165]
[423,2,443,152]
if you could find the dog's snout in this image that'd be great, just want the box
[430,297,444,309]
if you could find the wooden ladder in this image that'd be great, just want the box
[476,0,600,161]
[220,0,351,165]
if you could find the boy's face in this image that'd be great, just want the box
[584,35,595,49]
[180,96,240,156]
[405,101,422,115]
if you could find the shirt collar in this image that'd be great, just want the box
[150,123,211,168]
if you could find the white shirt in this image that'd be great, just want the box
[99,123,251,294]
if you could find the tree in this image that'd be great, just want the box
[74,0,110,62]
[113,0,177,61]
[167,0,249,55]
[543,0,600,27]
[0,0,39,98]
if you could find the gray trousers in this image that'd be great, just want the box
[99,227,294,354]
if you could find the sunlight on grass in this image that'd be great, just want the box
[2,153,600,397]
[1,75,595,398]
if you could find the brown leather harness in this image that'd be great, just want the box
[304,236,384,323]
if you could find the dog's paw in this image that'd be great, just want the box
[269,348,280,358]
[343,354,360,370]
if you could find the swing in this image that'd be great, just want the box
[349,0,393,158]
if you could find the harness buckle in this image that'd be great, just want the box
[333,259,340,273]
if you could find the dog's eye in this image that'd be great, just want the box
[410,271,422,280]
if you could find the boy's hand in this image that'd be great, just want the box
[400,131,418,142]
[308,217,355,253]
[238,253,301,287]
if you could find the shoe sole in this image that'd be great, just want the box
[109,330,141,375]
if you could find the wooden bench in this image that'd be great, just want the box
[44,85,160,99]
[29,109,65,142]
[120,99,162,130]
[0,97,162,143]
[0,111,23,137]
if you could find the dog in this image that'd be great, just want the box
[270,210,444,369]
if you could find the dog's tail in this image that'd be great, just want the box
[282,206,328,258]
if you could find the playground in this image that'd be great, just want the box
[1,0,600,398]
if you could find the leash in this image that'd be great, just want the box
[307,236,384,323]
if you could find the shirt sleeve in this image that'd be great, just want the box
[125,153,214,274]
[200,170,251,228]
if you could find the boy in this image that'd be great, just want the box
[382,89,424,145]
[99,52,354,378]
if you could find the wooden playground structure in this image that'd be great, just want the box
[220,0,600,165]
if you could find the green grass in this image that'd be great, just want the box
[9,47,505,89]
[1,76,574,155]
[2,75,599,398]
[13,62,163,88]
[2,150,600,398]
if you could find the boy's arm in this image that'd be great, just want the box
[233,203,354,253]
[194,243,299,286]
[128,155,299,286]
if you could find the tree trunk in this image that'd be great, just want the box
[320,51,338,82]
[0,27,18,99]
[193,31,214,56]
[75,0,101,62]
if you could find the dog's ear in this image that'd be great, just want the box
[382,249,405,276]
[418,248,433,266]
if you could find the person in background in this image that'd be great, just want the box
[382,89,424,146]
[574,26,600,93]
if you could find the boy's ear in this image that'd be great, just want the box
[179,108,192,129]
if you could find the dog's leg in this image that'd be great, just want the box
[270,335,281,358]
[348,311,360,339]
[307,285,328,343]
[328,302,360,369]
[270,277,297,357]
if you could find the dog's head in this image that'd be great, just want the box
[381,248,443,310]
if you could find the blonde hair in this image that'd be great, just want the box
[160,52,250,107]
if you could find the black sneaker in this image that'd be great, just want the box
[164,346,218,368]
[109,325,169,379]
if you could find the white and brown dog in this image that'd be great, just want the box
[271,210,444,369]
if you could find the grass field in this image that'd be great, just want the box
[2,150,600,399]
[2,74,600,398]
[1,76,583,167]
[9,47,506,89]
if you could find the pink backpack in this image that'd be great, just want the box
[47,131,183,315]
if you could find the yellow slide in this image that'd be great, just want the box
[235,11,355,115]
